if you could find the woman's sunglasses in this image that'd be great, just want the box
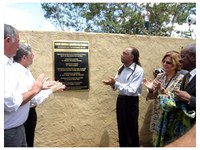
[162,60,172,65]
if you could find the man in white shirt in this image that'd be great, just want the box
[141,8,150,30]
[4,24,47,147]
[13,43,65,147]
[103,47,144,147]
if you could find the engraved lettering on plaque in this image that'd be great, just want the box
[53,41,89,90]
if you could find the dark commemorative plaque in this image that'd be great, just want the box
[53,41,89,90]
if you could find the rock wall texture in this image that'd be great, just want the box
[19,31,194,147]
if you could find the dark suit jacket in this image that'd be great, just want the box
[180,74,196,111]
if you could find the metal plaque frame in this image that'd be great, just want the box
[53,40,89,90]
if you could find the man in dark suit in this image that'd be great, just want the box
[176,43,196,123]
[165,43,196,147]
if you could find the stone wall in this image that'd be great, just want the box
[19,31,194,147]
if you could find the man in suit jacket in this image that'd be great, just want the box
[176,43,196,123]
[165,43,196,147]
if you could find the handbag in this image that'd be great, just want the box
[159,92,195,118]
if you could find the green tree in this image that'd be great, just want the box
[41,3,144,34]
[147,3,196,36]
[82,3,144,34]
[41,3,86,31]
[41,3,195,36]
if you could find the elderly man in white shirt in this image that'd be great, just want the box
[4,24,65,147]
[4,24,47,147]
[103,47,144,147]
[13,43,65,147]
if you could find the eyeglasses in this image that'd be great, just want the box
[162,60,172,65]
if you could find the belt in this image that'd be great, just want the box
[4,124,24,131]
[118,94,138,98]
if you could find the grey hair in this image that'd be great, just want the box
[13,43,32,62]
[4,24,18,43]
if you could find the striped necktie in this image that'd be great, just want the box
[184,73,191,88]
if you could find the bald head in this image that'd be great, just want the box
[183,43,196,55]
[180,43,196,71]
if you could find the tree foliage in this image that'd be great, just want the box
[147,3,196,36]
[41,3,195,36]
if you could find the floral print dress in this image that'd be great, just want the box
[146,71,192,147]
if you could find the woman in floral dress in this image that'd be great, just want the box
[143,51,192,146]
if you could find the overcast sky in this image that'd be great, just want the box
[4,2,57,31]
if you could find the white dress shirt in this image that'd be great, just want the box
[189,68,196,82]
[13,62,53,107]
[4,55,29,129]
[114,63,144,96]
[4,55,52,129]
